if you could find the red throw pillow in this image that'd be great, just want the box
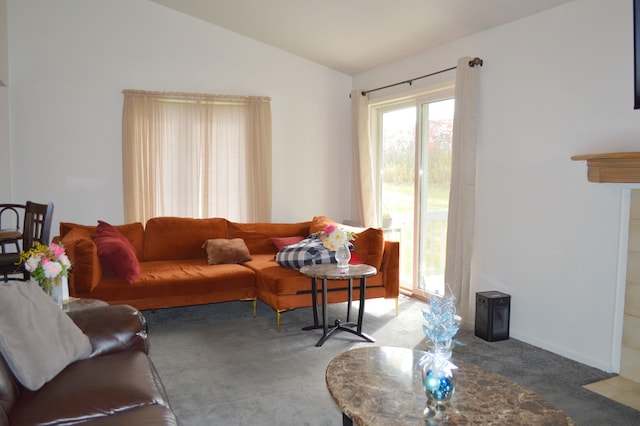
[349,252,363,264]
[271,236,305,251]
[94,220,140,283]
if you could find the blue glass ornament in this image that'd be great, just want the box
[420,348,457,420]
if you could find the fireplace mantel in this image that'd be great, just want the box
[571,152,640,183]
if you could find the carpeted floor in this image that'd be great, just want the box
[143,295,640,425]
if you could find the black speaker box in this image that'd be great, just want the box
[475,291,511,342]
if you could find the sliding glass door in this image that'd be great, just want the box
[374,87,454,296]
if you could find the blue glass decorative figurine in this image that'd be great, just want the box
[419,291,460,421]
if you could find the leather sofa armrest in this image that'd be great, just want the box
[67,305,149,357]
[381,240,400,298]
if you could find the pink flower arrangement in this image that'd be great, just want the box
[19,241,72,287]
[319,224,357,251]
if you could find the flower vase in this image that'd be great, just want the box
[61,275,69,304]
[334,243,351,270]
[420,346,457,422]
[41,275,64,309]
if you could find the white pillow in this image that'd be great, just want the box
[0,280,92,390]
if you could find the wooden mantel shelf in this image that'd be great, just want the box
[571,152,640,183]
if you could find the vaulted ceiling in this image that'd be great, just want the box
[149,0,575,75]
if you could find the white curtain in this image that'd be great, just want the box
[444,57,480,322]
[122,90,271,224]
[351,89,378,227]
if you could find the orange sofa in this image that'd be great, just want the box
[58,216,400,329]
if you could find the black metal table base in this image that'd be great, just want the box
[342,412,353,426]
[302,275,376,347]
[303,319,375,347]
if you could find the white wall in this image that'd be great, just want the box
[355,0,640,371]
[0,0,7,86]
[6,0,353,231]
[0,0,9,200]
[8,0,638,372]
[0,88,9,201]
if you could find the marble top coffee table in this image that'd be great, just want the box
[326,346,576,425]
[300,264,377,347]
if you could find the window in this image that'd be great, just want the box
[370,83,454,296]
[121,90,272,224]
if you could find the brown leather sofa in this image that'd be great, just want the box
[0,304,179,425]
[58,216,400,330]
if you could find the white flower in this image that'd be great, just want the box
[24,256,40,272]
[328,228,348,248]
[42,260,63,278]
[59,254,71,268]
[319,225,356,251]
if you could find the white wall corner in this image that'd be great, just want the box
[611,188,631,373]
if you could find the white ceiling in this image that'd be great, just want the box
[149,0,575,75]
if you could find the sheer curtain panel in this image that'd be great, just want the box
[122,90,271,224]
[444,57,480,321]
[351,89,378,227]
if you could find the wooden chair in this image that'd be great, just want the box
[0,203,25,254]
[0,201,54,281]
[23,201,54,248]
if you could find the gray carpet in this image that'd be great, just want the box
[143,295,640,425]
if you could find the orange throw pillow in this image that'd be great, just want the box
[352,227,384,269]
[310,216,337,234]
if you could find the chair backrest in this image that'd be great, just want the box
[0,204,25,232]
[23,201,54,248]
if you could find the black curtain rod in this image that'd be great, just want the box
[360,57,483,97]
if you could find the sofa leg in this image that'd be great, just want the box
[240,298,257,318]
[395,297,399,316]
[275,309,294,332]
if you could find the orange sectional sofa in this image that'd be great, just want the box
[58,216,400,329]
